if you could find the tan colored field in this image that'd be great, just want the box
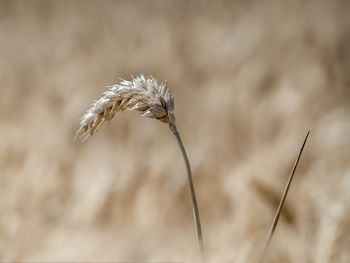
[1,0,350,262]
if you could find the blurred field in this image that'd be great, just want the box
[1,0,350,262]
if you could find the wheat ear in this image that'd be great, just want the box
[259,130,310,263]
[75,75,204,259]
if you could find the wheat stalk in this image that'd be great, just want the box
[75,75,204,260]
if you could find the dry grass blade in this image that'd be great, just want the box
[75,75,204,261]
[259,130,311,263]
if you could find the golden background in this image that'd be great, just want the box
[1,0,350,262]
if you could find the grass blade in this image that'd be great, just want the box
[259,130,311,263]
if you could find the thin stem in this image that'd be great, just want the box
[259,130,310,263]
[170,125,205,261]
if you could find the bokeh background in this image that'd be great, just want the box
[1,0,350,262]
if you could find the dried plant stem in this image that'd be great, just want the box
[259,130,310,263]
[170,125,205,261]
[76,75,204,260]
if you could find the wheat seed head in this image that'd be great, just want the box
[75,75,176,141]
